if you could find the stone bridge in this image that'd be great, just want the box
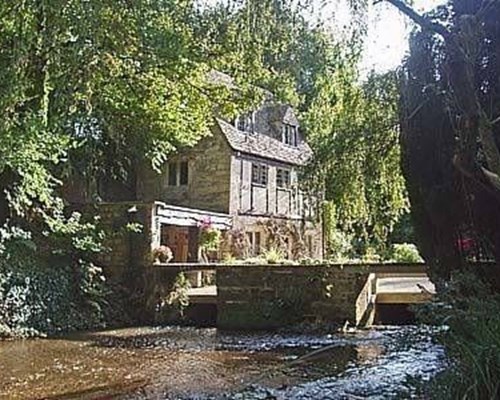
[149,263,434,329]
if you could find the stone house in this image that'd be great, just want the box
[135,96,324,262]
[65,74,323,266]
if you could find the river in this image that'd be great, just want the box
[0,325,445,399]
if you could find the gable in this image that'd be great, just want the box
[281,105,300,127]
[216,118,312,166]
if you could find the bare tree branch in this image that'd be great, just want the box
[476,0,500,21]
[380,0,451,40]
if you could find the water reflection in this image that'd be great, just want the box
[0,326,445,400]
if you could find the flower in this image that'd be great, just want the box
[197,216,213,231]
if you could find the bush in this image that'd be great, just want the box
[390,243,423,263]
[0,225,108,338]
[326,229,354,262]
[416,272,500,399]
[262,247,286,264]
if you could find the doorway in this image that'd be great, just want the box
[161,226,189,262]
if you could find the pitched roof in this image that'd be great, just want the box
[216,118,312,166]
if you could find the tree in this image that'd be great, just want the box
[195,0,345,109]
[304,64,408,253]
[378,0,500,287]
[0,0,237,223]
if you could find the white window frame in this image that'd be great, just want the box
[282,124,298,146]
[276,168,291,189]
[251,163,268,186]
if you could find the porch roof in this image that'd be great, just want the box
[154,202,232,230]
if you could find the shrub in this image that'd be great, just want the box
[416,272,500,399]
[159,273,191,318]
[198,217,221,252]
[0,225,108,338]
[326,229,353,262]
[390,243,423,263]
[262,247,286,264]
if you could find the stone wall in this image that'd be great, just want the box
[216,265,371,330]
[91,202,155,275]
[136,126,233,214]
[83,202,176,323]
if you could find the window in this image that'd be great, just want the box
[276,168,291,188]
[282,124,298,146]
[180,161,189,185]
[252,163,268,185]
[168,161,189,186]
[247,231,262,255]
[168,162,178,186]
[236,112,254,132]
[237,116,246,132]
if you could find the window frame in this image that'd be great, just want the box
[167,160,189,187]
[179,161,189,185]
[251,163,268,186]
[247,231,262,256]
[282,124,298,146]
[276,168,291,189]
[236,112,255,133]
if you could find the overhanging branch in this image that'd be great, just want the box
[379,0,451,40]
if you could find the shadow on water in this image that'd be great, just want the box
[0,326,446,400]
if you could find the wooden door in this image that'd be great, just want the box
[161,226,189,262]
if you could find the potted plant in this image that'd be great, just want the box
[198,217,221,263]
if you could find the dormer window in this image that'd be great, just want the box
[235,112,255,133]
[282,124,298,146]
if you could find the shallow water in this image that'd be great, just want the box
[0,325,445,399]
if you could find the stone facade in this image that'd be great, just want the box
[89,202,156,275]
[137,127,233,214]
[136,102,323,260]
[216,265,373,330]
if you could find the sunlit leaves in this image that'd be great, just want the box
[305,66,408,248]
[0,0,238,217]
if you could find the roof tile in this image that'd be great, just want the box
[216,118,312,166]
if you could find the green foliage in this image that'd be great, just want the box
[389,212,416,244]
[262,247,286,264]
[199,227,221,252]
[306,68,408,252]
[162,273,191,317]
[390,243,423,263]
[0,226,107,337]
[323,201,354,261]
[416,272,500,399]
[0,0,242,335]
[0,0,242,218]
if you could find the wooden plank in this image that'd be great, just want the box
[187,286,217,305]
[375,272,428,278]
